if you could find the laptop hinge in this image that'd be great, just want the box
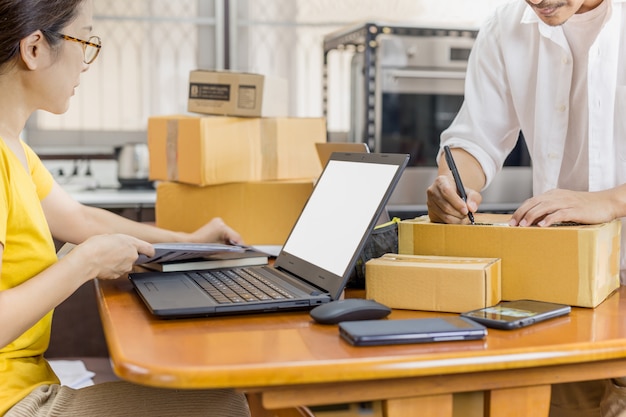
[268,266,326,296]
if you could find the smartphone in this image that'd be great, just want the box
[339,316,487,346]
[461,300,571,330]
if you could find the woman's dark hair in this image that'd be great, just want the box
[0,0,85,68]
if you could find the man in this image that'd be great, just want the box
[426,0,626,415]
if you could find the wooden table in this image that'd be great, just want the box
[96,279,626,417]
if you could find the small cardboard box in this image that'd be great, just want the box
[188,70,288,117]
[155,180,314,245]
[399,214,621,308]
[148,115,324,186]
[366,254,501,313]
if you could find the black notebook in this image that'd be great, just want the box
[139,245,269,272]
[129,152,409,318]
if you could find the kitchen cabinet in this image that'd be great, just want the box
[68,189,156,222]
[53,190,155,252]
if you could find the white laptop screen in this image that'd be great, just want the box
[282,159,399,277]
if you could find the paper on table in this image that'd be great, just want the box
[56,242,76,259]
[251,245,282,258]
[49,360,96,388]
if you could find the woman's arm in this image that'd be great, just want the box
[0,181,245,348]
[0,233,154,349]
[41,182,243,245]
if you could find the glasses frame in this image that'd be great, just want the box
[46,31,102,64]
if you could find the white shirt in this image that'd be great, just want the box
[559,1,607,190]
[441,0,626,279]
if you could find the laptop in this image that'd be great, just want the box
[315,142,369,167]
[129,152,409,318]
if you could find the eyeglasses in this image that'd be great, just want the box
[46,31,102,64]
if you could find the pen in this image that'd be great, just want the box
[443,145,475,225]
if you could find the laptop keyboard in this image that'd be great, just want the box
[187,269,297,304]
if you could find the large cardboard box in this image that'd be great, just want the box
[155,180,314,245]
[366,254,501,313]
[148,115,324,186]
[188,70,288,117]
[399,214,621,308]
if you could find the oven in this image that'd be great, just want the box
[324,23,532,217]
[352,33,471,166]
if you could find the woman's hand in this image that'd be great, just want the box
[188,217,244,245]
[65,234,154,280]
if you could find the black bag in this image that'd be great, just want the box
[347,217,400,289]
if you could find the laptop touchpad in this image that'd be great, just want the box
[139,276,215,309]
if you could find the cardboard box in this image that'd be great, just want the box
[366,254,501,313]
[399,214,621,308]
[148,115,324,186]
[188,70,288,117]
[155,180,314,245]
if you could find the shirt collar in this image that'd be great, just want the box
[521,3,540,25]
[519,0,617,36]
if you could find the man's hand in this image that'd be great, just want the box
[510,189,618,227]
[427,175,482,224]
[427,146,486,224]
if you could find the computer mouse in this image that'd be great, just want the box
[310,298,391,325]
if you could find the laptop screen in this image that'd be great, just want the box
[277,152,408,298]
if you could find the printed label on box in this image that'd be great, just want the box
[237,85,257,109]
[189,83,231,101]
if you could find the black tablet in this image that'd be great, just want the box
[339,316,487,346]
[461,300,571,330]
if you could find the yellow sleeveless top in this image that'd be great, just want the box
[0,139,59,415]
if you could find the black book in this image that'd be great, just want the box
[141,249,269,272]
[136,243,269,272]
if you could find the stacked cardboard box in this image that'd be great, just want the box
[366,254,501,313]
[398,214,621,308]
[148,115,324,186]
[188,70,288,118]
[155,180,314,245]
[152,70,323,244]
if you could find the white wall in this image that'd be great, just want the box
[294,0,512,27]
[29,0,515,147]
[415,0,512,26]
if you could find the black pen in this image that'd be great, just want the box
[443,145,475,225]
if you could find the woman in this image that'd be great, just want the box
[0,0,251,415]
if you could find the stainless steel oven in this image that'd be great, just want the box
[351,32,472,166]
[323,23,532,216]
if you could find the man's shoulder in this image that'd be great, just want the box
[478,1,534,38]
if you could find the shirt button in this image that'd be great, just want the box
[562,56,569,64]
[557,104,567,112]
[548,153,560,160]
